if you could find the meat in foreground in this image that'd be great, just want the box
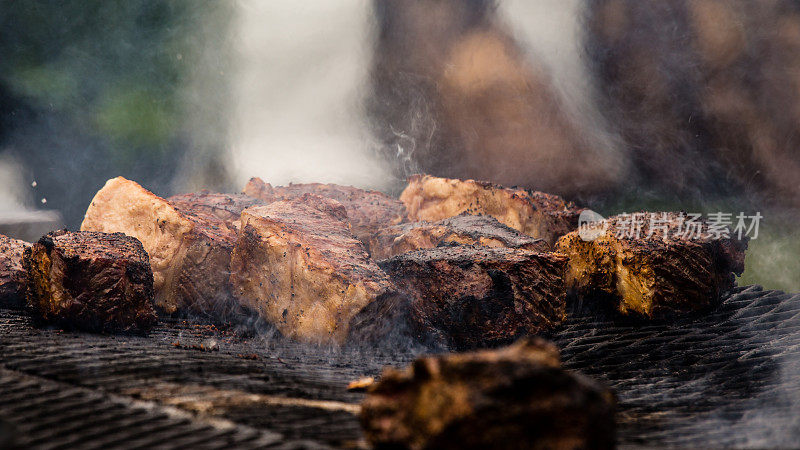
[359,338,616,449]
[230,193,404,345]
[0,234,30,307]
[243,177,406,242]
[556,212,748,317]
[378,245,567,349]
[399,175,582,244]
[81,177,239,316]
[367,212,550,260]
[24,230,156,332]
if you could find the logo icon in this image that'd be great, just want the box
[578,209,607,241]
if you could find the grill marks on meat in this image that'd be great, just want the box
[360,338,616,449]
[23,230,156,332]
[378,245,567,349]
[243,177,406,243]
[368,213,550,260]
[0,235,30,307]
[230,194,403,345]
[556,212,748,317]
[81,177,239,316]
[400,175,581,245]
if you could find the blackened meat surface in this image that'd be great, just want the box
[399,174,582,245]
[230,193,405,345]
[243,177,406,243]
[360,338,616,449]
[378,245,567,349]
[24,230,157,332]
[368,212,550,259]
[0,234,30,307]
[556,211,748,317]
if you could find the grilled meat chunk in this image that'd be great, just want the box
[0,234,30,307]
[168,190,263,233]
[556,212,747,317]
[230,193,404,345]
[24,230,156,332]
[81,177,238,316]
[368,213,550,260]
[243,177,406,243]
[399,175,581,245]
[360,338,616,450]
[377,245,567,349]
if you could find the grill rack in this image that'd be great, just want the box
[0,284,797,448]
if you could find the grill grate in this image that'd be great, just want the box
[0,285,798,447]
[554,285,800,447]
[0,368,284,449]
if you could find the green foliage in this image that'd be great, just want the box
[0,0,233,228]
[94,85,174,151]
[738,221,800,293]
[0,0,202,153]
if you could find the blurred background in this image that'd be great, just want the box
[0,0,798,291]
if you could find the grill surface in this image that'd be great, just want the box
[0,284,798,448]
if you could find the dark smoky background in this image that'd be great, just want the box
[0,0,798,290]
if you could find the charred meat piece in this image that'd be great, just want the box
[81,177,238,316]
[360,338,616,450]
[556,212,747,317]
[243,177,406,243]
[400,175,581,245]
[0,234,30,307]
[230,193,404,345]
[368,212,550,260]
[23,230,156,332]
[168,190,263,233]
[378,245,567,349]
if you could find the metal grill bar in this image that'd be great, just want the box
[0,368,284,449]
[554,285,800,447]
[0,285,798,447]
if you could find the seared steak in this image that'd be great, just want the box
[24,230,156,332]
[81,177,238,316]
[168,190,263,233]
[399,175,581,244]
[243,177,406,243]
[360,338,616,449]
[556,212,747,317]
[0,234,30,307]
[378,245,567,349]
[368,213,550,260]
[230,193,404,345]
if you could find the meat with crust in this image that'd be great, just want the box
[243,177,406,243]
[24,230,157,332]
[556,211,748,317]
[0,234,30,307]
[168,190,263,233]
[230,193,404,345]
[377,245,567,349]
[367,212,550,260]
[399,175,582,245]
[360,337,616,449]
[81,177,238,316]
